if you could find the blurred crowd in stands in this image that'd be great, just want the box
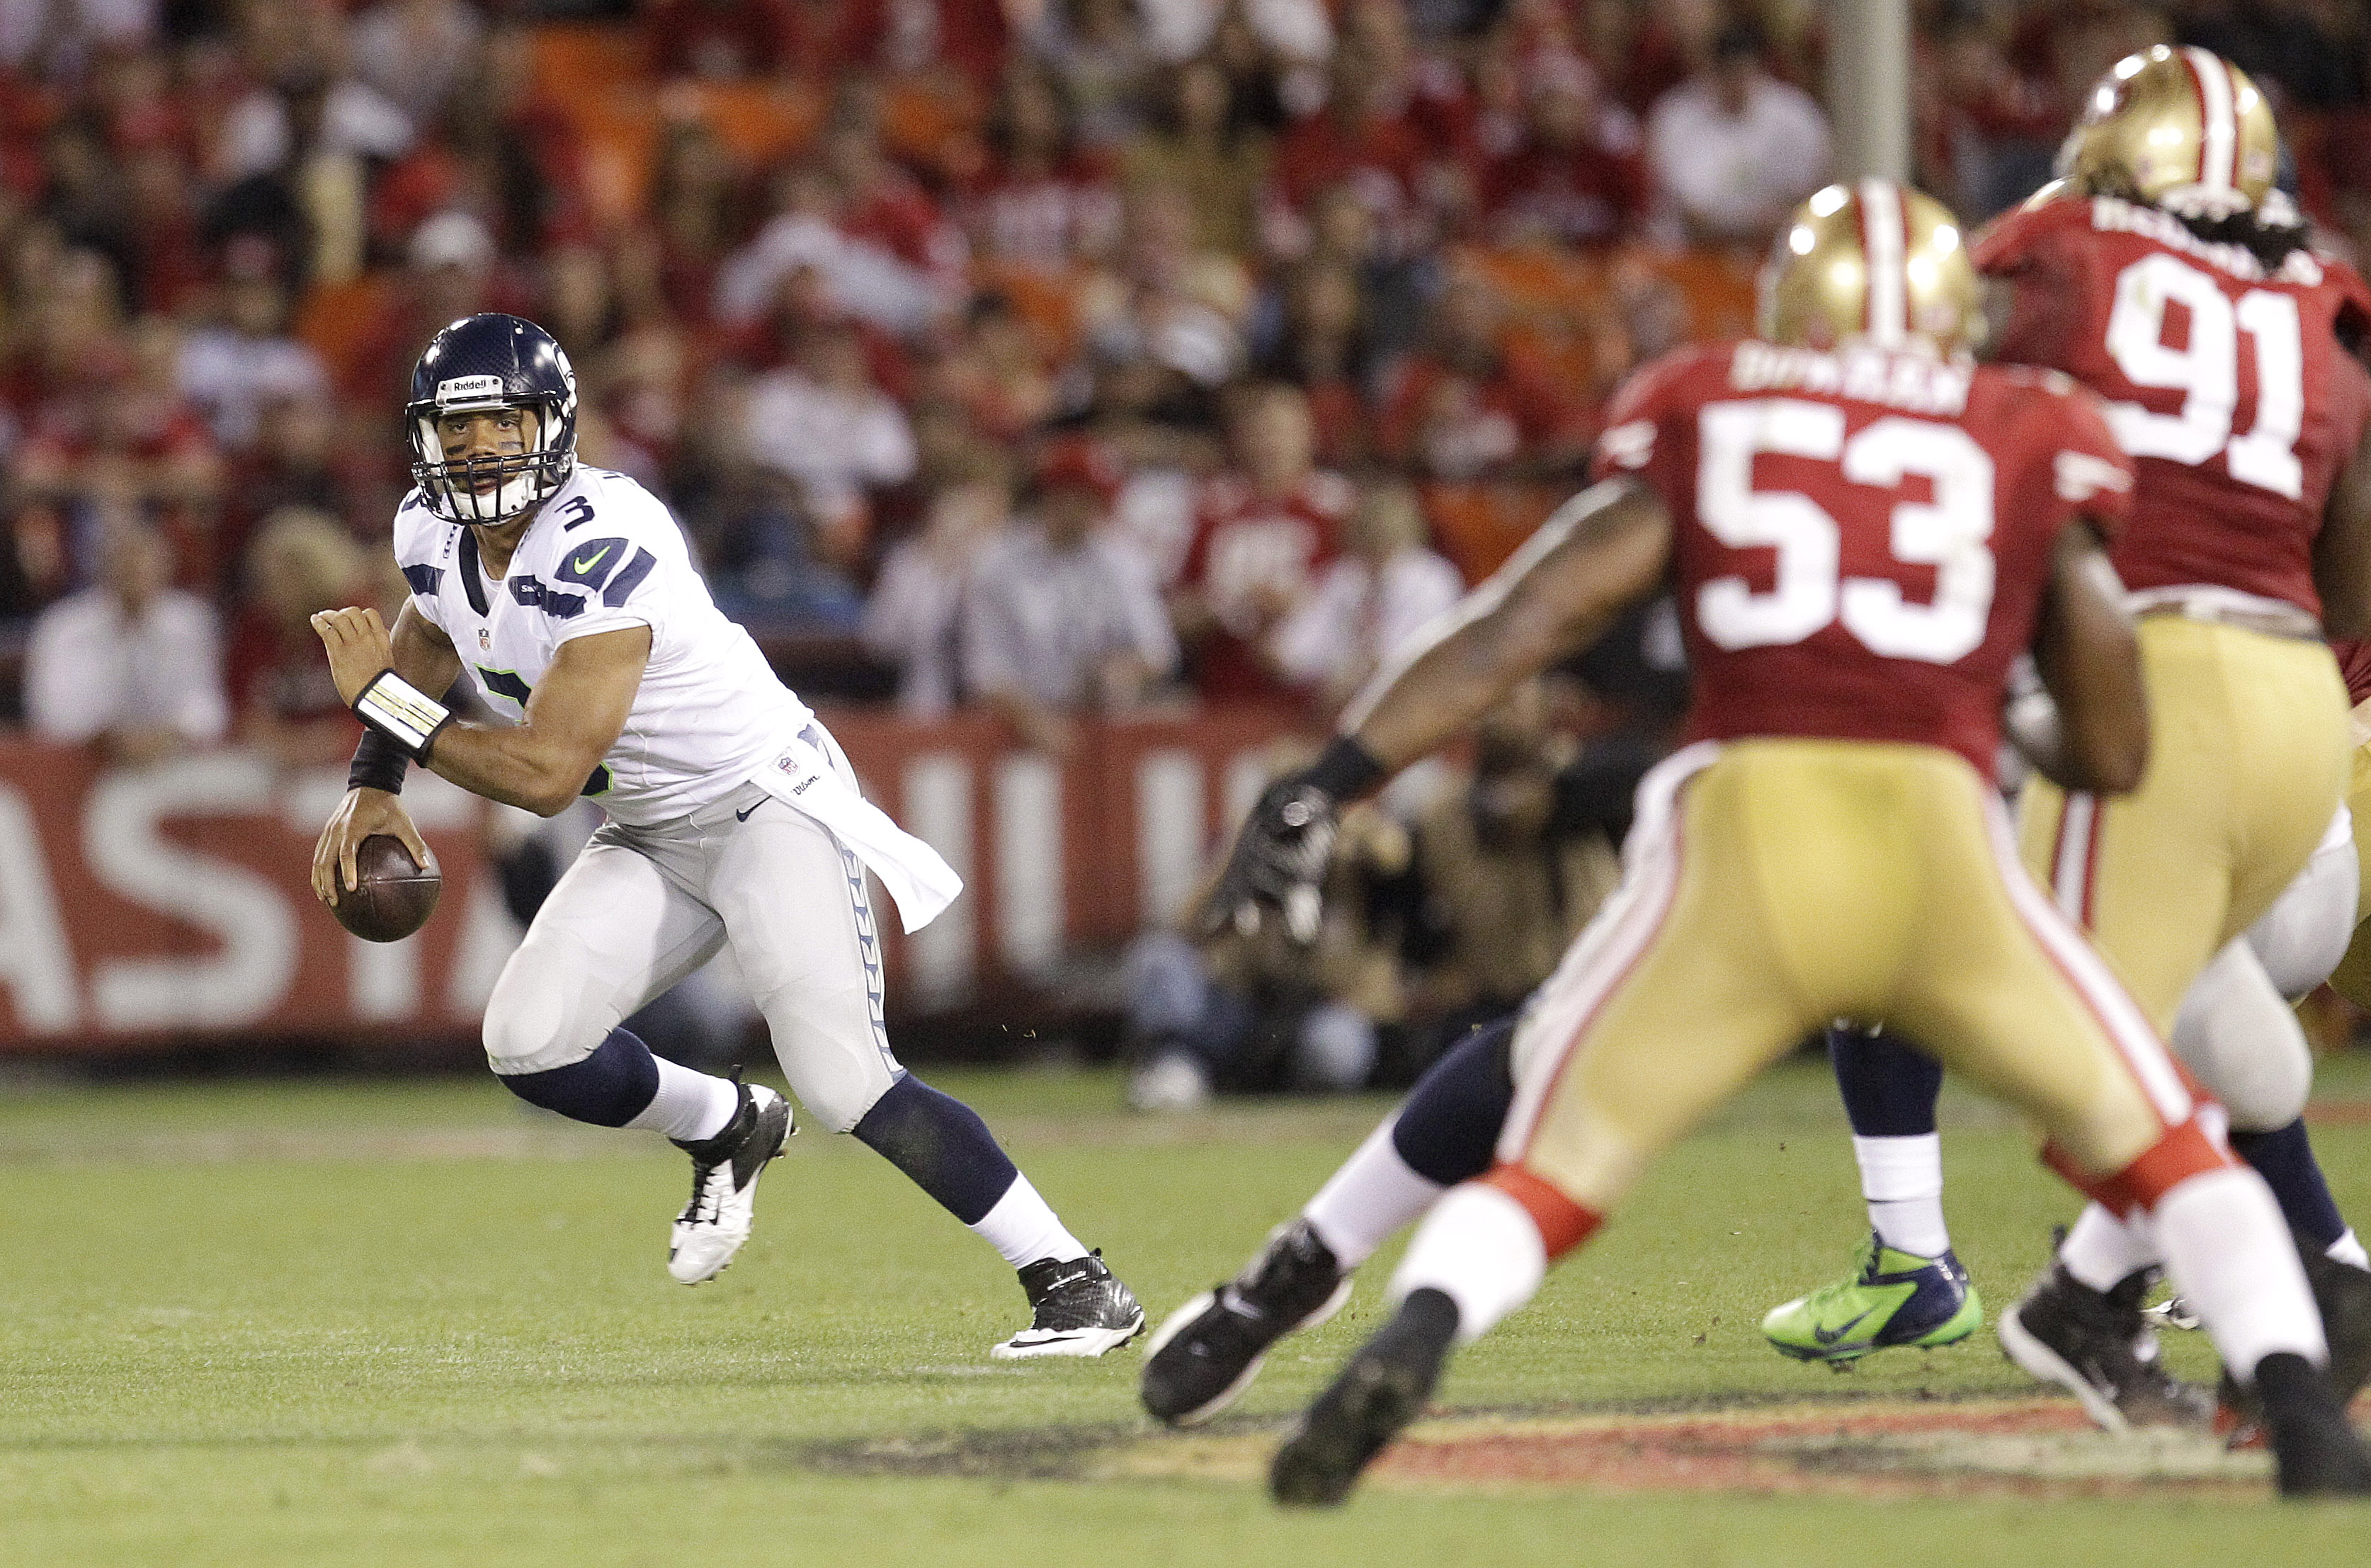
[1,0,2363,1081]
[6,0,2368,763]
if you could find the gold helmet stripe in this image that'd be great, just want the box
[2180,45,2239,195]
[1856,177,1909,349]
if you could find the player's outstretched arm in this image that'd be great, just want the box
[312,602,460,906]
[2312,414,2371,639]
[1200,480,1669,941]
[1340,478,1672,771]
[312,606,652,817]
[2026,519,2149,795]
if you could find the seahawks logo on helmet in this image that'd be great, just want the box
[405,313,579,527]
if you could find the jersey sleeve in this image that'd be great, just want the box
[389,493,450,635]
[545,477,683,649]
[2038,380,2137,539]
[1973,198,2091,373]
[1588,346,1706,485]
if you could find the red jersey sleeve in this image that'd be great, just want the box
[1589,346,1712,486]
[1973,195,2093,374]
[2033,375,2138,540]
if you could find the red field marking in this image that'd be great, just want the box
[1117,1398,2282,1501]
[1364,1399,2268,1501]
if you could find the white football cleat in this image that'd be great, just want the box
[667,1083,793,1285]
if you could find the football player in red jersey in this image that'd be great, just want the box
[1768,47,2371,1431]
[1175,178,2371,1506]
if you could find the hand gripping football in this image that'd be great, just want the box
[333,835,442,943]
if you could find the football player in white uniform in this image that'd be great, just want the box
[308,314,1143,1358]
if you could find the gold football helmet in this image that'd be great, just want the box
[2057,45,2279,217]
[1757,179,1986,357]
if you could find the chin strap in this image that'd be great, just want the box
[353,669,454,763]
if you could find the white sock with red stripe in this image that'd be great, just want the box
[2059,1202,2158,1292]
[1388,1182,1547,1345]
[1302,1117,1444,1270]
[2153,1166,2326,1382]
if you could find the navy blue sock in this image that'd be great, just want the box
[1829,1025,1943,1137]
[499,1027,661,1127]
[2231,1118,2348,1251]
[852,1074,1020,1226]
[1390,1016,1518,1187]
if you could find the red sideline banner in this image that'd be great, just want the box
[0,708,1308,1050]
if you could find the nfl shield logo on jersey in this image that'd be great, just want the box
[478,628,491,650]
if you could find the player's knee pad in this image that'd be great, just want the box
[2170,942,2313,1131]
[2244,809,2358,999]
[482,948,611,1076]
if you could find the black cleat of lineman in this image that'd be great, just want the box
[1142,1220,1347,1426]
[2221,1242,2371,1443]
[2255,1351,2371,1497]
[1270,1287,1460,1508]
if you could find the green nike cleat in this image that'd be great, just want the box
[1762,1233,1984,1364]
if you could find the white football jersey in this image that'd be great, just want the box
[393,465,811,826]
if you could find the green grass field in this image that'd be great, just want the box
[4,1052,2368,1567]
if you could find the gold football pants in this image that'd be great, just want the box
[2018,617,2350,1035]
[1500,739,2192,1215]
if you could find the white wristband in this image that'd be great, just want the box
[353,670,453,761]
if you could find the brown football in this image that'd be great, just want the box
[333,834,442,943]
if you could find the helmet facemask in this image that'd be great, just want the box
[406,396,574,526]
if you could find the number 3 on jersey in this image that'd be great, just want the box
[2104,252,2303,499]
[1696,399,1995,664]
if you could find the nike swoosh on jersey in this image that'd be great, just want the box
[735,802,763,822]
[571,545,614,576]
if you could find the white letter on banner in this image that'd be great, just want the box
[85,754,297,1028]
[0,782,81,1030]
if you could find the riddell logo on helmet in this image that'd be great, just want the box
[436,374,506,405]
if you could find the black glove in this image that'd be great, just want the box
[1199,737,1387,944]
[1202,778,1341,943]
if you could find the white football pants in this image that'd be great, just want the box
[481,730,902,1132]
[2169,805,2356,1131]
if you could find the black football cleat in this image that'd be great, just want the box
[991,1251,1145,1359]
[1142,1219,1353,1426]
[1270,1287,1459,1508]
[1998,1263,2213,1431]
[2253,1351,2371,1497]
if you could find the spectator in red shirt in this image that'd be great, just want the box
[1173,381,1351,703]
[1377,264,1594,483]
[1263,46,1434,259]
[963,64,1121,273]
[822,96,968,283]
[13,316,223,600]
[649,118,749,331]
[647,0,800,81]
[1478,47,1649,249]
[223,505,373,770]
[1251,259,1374,471]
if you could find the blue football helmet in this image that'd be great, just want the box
[404,312,579,526]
